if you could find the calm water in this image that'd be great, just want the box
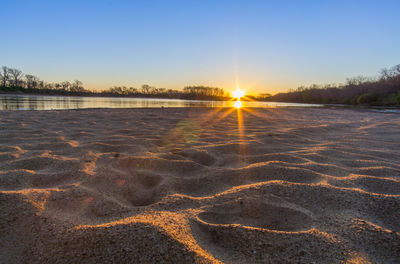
[0,94,323,110]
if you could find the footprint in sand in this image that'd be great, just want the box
[121,171,165,206]
[198,198,313,232]
[91,157,167,207]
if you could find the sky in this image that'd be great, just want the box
[1,0,399,94]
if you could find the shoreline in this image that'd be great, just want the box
[0,90,232,102]
[2,93,400,112]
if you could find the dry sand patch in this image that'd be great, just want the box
[0,107,399,263]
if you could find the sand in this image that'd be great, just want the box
[0,107,399,263]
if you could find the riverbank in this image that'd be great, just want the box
[0,87,231,101]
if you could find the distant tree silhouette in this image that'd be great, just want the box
[1,66,10,87]
[70,80,84,92]
[265,64,400,106]
[256,93,272,100]
[141,84,153,94]
[3,64,398,106]
[8,68,23,87]
[61,81,71,91]
[183,86,226,99]
[25,74,39,89]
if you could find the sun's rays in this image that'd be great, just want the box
[236,105,246,161]
[183,84,283,168]
[198,106,236,126]
[232,89,245,100]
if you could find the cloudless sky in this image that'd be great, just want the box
[1,0,399,94]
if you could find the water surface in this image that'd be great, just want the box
[0,94,323,110]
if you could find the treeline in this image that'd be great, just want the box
[0,66,229,100]
[265,65,400,106]
[0,66,88,95]
[101,85,228,100]
[182,86,226,100]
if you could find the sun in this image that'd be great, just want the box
[232,89,245,99]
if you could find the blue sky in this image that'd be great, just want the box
[1,0,399,94]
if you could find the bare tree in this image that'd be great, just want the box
[70,80,84,92]
[392,64,400,74]
[8,68,23,87]
[1,66,10,87]
[25,74,39,89]
[380,66,400,80]
[61,81,71,91]
[141,84,151,94]
[38,80,45,89]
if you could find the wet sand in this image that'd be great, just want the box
[0,107,399,263]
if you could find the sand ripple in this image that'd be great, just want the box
[0,108,399,263]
